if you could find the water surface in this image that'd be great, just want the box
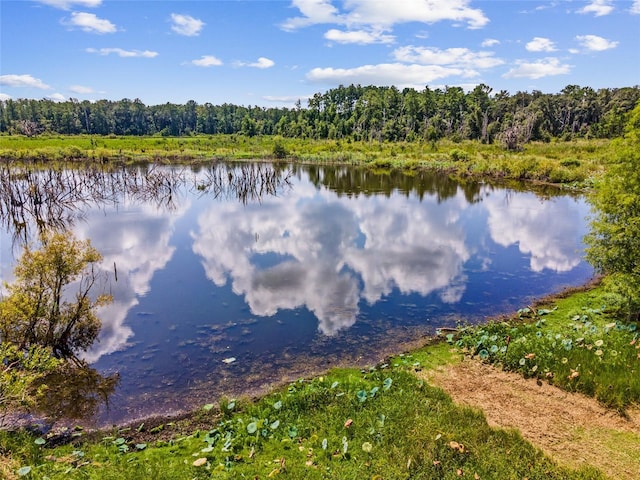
[0,163,593,425]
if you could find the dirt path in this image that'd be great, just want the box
[421,358,640,480]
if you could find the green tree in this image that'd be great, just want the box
[585,101,640,318]
[0,231,111,360]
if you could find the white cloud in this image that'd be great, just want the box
[170,13,205,36]
[65,11,116,33]
[525,37,557,52]
[283,0,488,31]
[281,0,341,30]
[578,0,614,16]
[0,74,51,89]
[393,46,504,69]
[86,47,158,58]
[47,93,67,102]
[191,55,223,67]
[575,34,618,51]
[307,63,468,87]
[262,95,307,104]
[632,0,640,14]
[0,93,12,101]
[69,85,95,94]
[503,57,571,79]
[237,57,275,69]
[37,0,101,9]
[481,38,500,47]
[324,28,395,45]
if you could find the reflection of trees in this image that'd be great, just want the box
[302,165,483,203]
[31,363,119,422]
[193,162,293,204]
[0,162,293,244]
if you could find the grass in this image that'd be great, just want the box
[0,134,617,188]
[455,285,640,412]
[1,351,604,479]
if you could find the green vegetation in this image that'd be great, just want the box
[455,285,640,413]
[586,102,640,318]
[1,345,604,479]
[1,84,638,144]
[0,135,618,188]
[0,231,110,359]
[0,232,116,427]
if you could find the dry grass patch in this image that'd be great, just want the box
[423,358,640,480]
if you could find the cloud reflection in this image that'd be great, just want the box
[485,193,585,272]
[192,186,471,335]
[75,202,188,362]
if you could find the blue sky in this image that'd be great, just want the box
[1,0,639,107]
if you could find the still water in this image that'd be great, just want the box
[0,162,593,425]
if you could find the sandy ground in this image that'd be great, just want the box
[422,358,640,480]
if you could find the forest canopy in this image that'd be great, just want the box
[1,84,639,144]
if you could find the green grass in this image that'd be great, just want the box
[455,285,640,412]
[1,363,604,479]
[0,134,618,188]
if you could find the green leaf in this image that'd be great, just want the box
[356,389,368,402]
[17,466,31,477]
[270,420,280,430]
[273,400,282,410]
[135,443,147,450]
[202,403,214,411]
[383,377,393,391]
[34,437,46,445]
[247,422,258,434]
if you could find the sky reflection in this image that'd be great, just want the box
[0,164,593,424]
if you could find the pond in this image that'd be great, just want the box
[0,162,594,426]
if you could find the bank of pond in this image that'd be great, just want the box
[0,135,616,188]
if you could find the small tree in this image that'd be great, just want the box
[0,231,111,360]
[585,101,640,319]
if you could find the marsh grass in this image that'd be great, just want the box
[0,135,617,188]
[455,286,640,412]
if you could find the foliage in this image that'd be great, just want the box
[455,287,640,411]
[585,101,640,318]
[0,343,60,427]
[0,231,111,359]
[1,365,604,479]
[1,84,638,145]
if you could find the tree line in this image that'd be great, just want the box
[1,84,638,145]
